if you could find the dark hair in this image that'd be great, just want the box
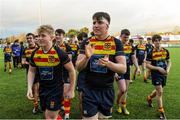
[55,29,65,35]
[92,12,111,24]
[77,32,88,41]
[14,39,19,43]
[147,37,152,40]
[26,33,35,38]
[129,39,134,43]
[139,36,144,40]
[152,34,162,42]
[20,42,23,45]
[121,29,130,36]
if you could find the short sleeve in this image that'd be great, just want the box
[146,50,152,61]
[165,49,170,60]
[29,49,37,67]
[22,47,27,58]
[65,44,73,55]
[114,38,124,56]
[57,47,70,65]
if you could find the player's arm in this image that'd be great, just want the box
[67,44,73,60]
[131,54,141,74]
[21,49,27,65]
[3,47,5,53]
[76,40,93,72]
[166,50,171,74]
[106,55,126,74]
[27,65,36,100]
[68,54,72,60]
[144,50,147,62]
[64,61,76,98]
[22,58,27,65]
[145,60,167,75]
[166,59,171,74]
[76,54,90,72]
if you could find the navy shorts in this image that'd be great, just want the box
[138,59,144,66]
[40,94,63,111]
[4,54,11,62]
[82,88,114,117]
[137,55,145,66]
[151,72,167,87]
[117,65,130,80]
[76,71,86,92]
[63,76,70,83]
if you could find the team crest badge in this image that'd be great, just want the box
[104,43,111,50]
[48,55,55,63]
[50,101,55,109]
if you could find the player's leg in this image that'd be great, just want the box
[32,82,39,114]
[116,78,126,114]
[63,83,71,119]
[142,62,147,83]
[155,85,166,119]
[147,89,156,107]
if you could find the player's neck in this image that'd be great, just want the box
[95,33,109,40]
[59,40,64,46]
[29,43,35,48]
[155,46,161,51]
[42,42,52,52]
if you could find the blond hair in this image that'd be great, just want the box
[37,25,54,36]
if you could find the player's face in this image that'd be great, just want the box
[139,38,143,44]
[93,19,108,37]
[147,39,151,44]
[38,32,52,47]
[120,34,129,43]
[26,35,35,46]
[55,33,64,44]
[34,35,39,45]
[153,39,161,48]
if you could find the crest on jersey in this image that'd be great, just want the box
[50,101,55,109]
[104,43,111,50]
[48,55,55,63]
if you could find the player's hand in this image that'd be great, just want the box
[114,73,120,81]
[85,43,95,58]
[98,55,109,66]
[166,69,170,75]
[157,67,167,75]
[137,67,141,76]
[64,89,75,99]
[26,89,34,100]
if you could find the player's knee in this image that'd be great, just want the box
[45,110,58,119]
[156,91,163,97]
[118,88,126,95]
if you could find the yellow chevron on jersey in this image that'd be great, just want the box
[137,44,146,50]
[25,47,36,58]
[33,47,60,67]
[89,36,116,55]
[152,48,168,61]
[70,44,78,51]
[4,47,12,53]
[124,43,133,54]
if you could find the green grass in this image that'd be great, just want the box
[0,48,180,119]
